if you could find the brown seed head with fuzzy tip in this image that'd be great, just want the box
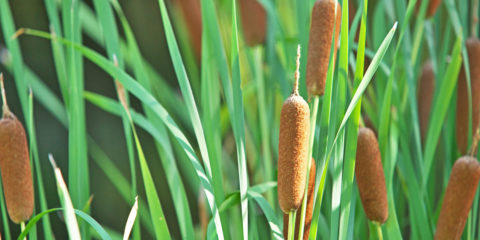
[456,38,480,155]
[0,74,34,223]
[306,0,341,96]
[418,61,435,143]
[278,46,310,213]
[239,0,266,46]
[434,156,480,240]
[283,158,316,239]
[355,127,388,223]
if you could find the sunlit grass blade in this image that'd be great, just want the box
[48,155,81,239]
[115,80,171,238]
[123,196,138,240]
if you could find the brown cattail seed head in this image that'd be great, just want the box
[456,38,480,155]
[418,61,435,142]
[416,0,442,18]
[355,127,388,223]
[0,75,34,224]
[434,156,480,240]
[306,0,341,96]
[239,0,266,46]
[283,158,316,239]
[277,90,310,213]
[176,0,202,59]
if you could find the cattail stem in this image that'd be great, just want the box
[293,45,301,96]
[469,127,480,156]
[0,73,10,116]
[288,211,296,240]
[375,222,383,240]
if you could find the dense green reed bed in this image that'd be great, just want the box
[0,0,479,239]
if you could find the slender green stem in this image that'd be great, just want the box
[297,96,320,240]
[375,222,383,240]
[254,47,273,207]
[288,211,297,240]
[472,0,479,37]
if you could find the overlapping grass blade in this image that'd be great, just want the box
[339,0,367,238]
[91,2,139,238]
[156,0,226,237]
[422,36,462,187]
[22,27,226,240]
[108,2,195,238]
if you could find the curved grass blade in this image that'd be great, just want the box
[18,208,111,240]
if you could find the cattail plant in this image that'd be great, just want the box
[283,158,316,240]
[306,0,341,96]
[175,0,202,58]
[434,156,480,240]
[278,47,310,214]
[355,127,388,224]
[0,73,34,224]
[239,0,267,46]
[456,37,480,154]
[418,61,435,142]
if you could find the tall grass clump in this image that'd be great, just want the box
[2,0,480,239]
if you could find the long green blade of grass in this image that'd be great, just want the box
[28,89,53,239]
[230,0,249,238]
[62,0,90,219]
